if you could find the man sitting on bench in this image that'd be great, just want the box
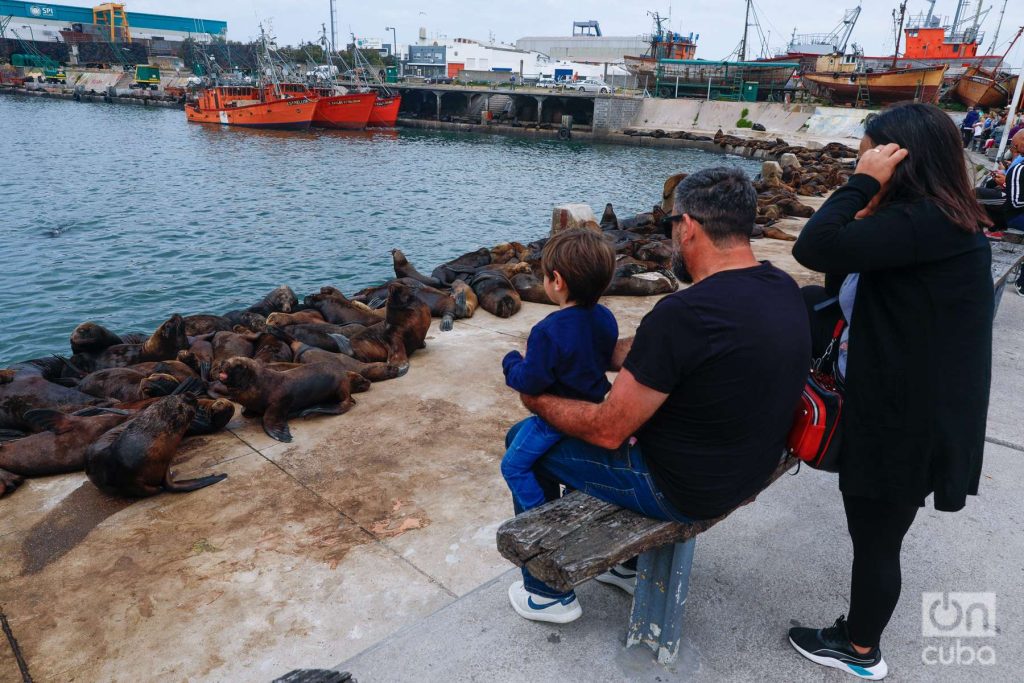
[506,166,811,623]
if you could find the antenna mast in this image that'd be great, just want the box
[987,0,1008,53]
[328,0,338,53]
[892,1,907,69]
[739,0,752,61]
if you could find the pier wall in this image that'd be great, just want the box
[592,97,644,134]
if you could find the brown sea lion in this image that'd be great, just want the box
[489,242,529,265]
[210,330,260,367]
[85,392,227,497]
[209,357,368,442]
[77,314,189,372]
[662,173,688,213]
[477,261,532,279]
[430,247,492,286]
[0,373,107,431]
[600,204,619,230]
[187,399,235,436]
[268,328,403,382]
[469,271,522,318]
[272,322,366,353]
[247,285,298,316]
[354,278,466,332]
[77,369,181,403]
[451,280,478,318]
[266,310,326,326]
[182,314,232,336]
[305,288,385,326]
[605,272,678,296]
[129,361,198,384]
[70,322,126,355]
[511,272,555,305]
[347,282,431,369]
[223,310,267,332]
[252,332,294,364]
[0,369,14,385]
[0,409,135,497]
[391,249,444,287]
[177,335,215,380]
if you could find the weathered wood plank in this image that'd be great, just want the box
[991,242,1024,290]
[498,456,799,593]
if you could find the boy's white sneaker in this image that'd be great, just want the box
[507,581,582,624]
[594,563,637,596]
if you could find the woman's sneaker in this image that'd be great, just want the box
[507,581,582,624]
[594,563,637,595]
[788,615,888,680]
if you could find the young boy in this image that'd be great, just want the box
[500,228,618,512]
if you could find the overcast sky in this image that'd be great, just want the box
[128,0,1024,64]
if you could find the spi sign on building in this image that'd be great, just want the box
[28,4,55,16]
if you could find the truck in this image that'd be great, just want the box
[132,65,161,90]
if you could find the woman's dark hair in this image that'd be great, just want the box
[864,102,991,232]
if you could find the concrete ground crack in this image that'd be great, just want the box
[0,608,32,683]
[985,436,1024,453]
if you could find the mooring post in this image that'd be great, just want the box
[626,538,696,664]
[434,91,441,120]
[535,96,545,124]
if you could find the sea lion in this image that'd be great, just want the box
[511,272,555,305]
[266,310,326,326]
[75,314,189,372]
[187,399,235,436]
[209,357,368,442]
[662,173,688,213]
[489,242,529,265]
[208,330,260,369]
[0,410,134,497]
[600,204,619,230]
[268,328,403,382]
[77,368,181,403]
[70,322,125,355]
[391,249,444,287]
[182,314,233,336]
[177,336,215,380]
[272,322,365,353]
[305,288,385,326]
[346,281,432,369]
[605,272,678,296]
[477,261,532,279]
[85,392,227,497]
[451,280,477,318]
[223,310,267,332]
[247,285,298,316]
[430,247,492,286]
[469,271,522,318]
[0,373,106,431]
[252,332,294,364]
[354,279,466,332]
[1,369,15,385]
[129,360,198,383]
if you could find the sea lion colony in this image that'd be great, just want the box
[0,160,856,500]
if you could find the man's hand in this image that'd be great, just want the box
[992,170,1006,189]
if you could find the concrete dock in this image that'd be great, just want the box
[1,211,1021,682]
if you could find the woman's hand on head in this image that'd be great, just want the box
[855,143,909,188]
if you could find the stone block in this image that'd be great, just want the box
[761,161,783,181]
[551,204,601,235]
[779,153,802,170]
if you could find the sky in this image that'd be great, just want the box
[126,0,1024,64]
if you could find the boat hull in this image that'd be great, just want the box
[367,95,401,127]
[312,93,376,130]
[803,67,947,105]
[952,67,1018,108]
[185,98,315,130]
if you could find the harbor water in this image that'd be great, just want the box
[0,95,759,364]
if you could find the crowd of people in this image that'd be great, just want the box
[961,105,1023,154]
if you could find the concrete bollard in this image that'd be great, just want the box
[761,161,784,181]
[779,153,802,170]
[551,204,601,236]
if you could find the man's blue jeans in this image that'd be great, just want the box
[505,418,692,599]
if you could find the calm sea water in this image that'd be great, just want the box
[0,95,759,365]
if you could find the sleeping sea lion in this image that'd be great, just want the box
[223,310,267,332]
[75,314,189,372]
[0,373,107,431]
[70,322,125,355]
[77,369,181,403]
[268,328,403,382]
[305,288,385,326]
[451,280,477,318]
[182,314,233,336]
[469,271,522,318]
[489,242,529,265]
[605,272,678,296]
[477,261,532,279]
[391,249,444,287]
[346,282,432,369]
[187,399,235,436]
[273,323,365,353]
[0,410,135,497]
[209,357,368,442]
[430,247,492,286]
[85,392,227,497]
[247,285,298,316]
[353,279,466,332]
[177,336,215,380]
[511,272,555,305]
[266,310,326,326]
[252,332,294,364]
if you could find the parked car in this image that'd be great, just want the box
[566,78,611,94]
[536,76,557,88]
[425,75,454,85]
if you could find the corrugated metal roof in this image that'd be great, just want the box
[0,1,227,35]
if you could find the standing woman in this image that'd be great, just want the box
[788,102,993,680]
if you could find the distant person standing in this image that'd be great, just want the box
[790,102,993,681]
[962,106,980,147]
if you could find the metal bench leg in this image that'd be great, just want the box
[626,538,696,664]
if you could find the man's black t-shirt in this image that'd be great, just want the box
[623,262,810,520]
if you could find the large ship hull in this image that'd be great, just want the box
[185,97,316,130]
[951,67,1019,108]
[312,92,376,130]
[860,55,1001,81]
[367,95,401,127]
[803,66,947,105]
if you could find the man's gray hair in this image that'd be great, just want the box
[673,166,757,246]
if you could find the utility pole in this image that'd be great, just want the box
[739,0,751,61]
[892,1,907,69]
[994,58,1024,167]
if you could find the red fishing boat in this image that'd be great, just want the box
[276,83,376,130]
[185,85,316,130]
[367,94,401,127]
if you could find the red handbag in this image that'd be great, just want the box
[788,320,845,472]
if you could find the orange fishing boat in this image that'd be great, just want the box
[277,83,375,129]
[185,85,317,130]
[367,94,401,127]
[802,54,947,105]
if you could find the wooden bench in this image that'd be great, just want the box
[991,241,1024,314]
[496,454,798,664]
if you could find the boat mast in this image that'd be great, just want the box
[328,0,338,55]
[740,0,752,61]
[995,26,1024,72]
[951,0,967,37]
[987,0,1009,55]
[892,1,907,69]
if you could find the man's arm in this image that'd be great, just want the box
[521,367,667,450]
[609,337,633,371]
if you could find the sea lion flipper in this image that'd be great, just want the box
[262,404,293,443]
[72,406,134,417]
[297,402,348,418]
[172,377,204,397]
[163,471,228,493]
[367,297,386,309]
[453,288,468,318]
[22,409,77,434]
[328,334,353,356]
[440,314,454,332]
[198,361,212,382]
[0,469,25,497]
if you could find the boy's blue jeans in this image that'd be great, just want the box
[501,416,563,511]
[505,418,693,600]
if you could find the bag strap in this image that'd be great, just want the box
[813,319,846,372]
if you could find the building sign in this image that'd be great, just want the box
[28,5,54,17]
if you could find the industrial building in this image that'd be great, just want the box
[515,35,649,63]
[0,1,226,43]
